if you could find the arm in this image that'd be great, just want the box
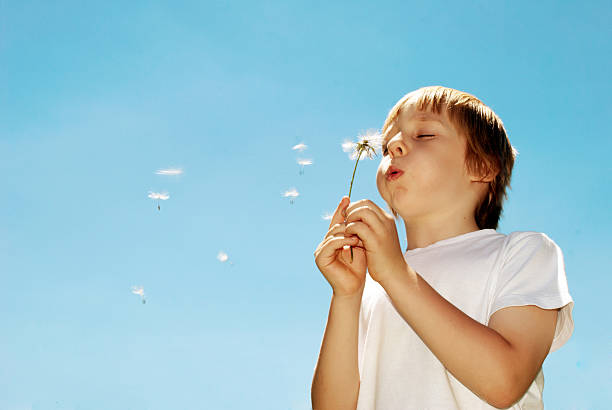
[311,292,361,410]
[379,266,558,408]
[343,200,559,408]
[312,196,367,410]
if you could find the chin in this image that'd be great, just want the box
[389,186,409,206]
[390,194,424,221]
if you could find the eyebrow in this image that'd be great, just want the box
[414,113,444,124]
[382,115,443,144]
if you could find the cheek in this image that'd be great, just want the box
[422,162,446,184]
[421,151,459,180]
[421,158,469,194]
[375,166,386,193]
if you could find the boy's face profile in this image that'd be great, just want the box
[376,99,487,224]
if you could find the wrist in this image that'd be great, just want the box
[378,260,413,290]
[331,292,364,312]
[332,289,364,301]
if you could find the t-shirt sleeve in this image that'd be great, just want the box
[490,232,574,352]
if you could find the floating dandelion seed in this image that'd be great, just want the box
[148,191,170,210]
[292,143,308,152]
[217,250,234,266]
[147,192,170,200]
[217,251,228,262]
[343,129,382,260]
[322,212,333,221]
[297,158,313,175]
[283,188,300,204]
[131,286,146,304]
[155,168,184,176]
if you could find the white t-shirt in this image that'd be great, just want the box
[356,229,574,410]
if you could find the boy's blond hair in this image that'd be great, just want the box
[382,86,516,229]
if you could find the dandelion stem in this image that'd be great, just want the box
[347,148,364,261]
[348,151,362,199]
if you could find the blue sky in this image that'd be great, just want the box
[0,1,610,409]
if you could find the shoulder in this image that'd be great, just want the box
[505,231,559,245]
[503,231,561,258]
[489,232,574,353]
[492,231,569,307]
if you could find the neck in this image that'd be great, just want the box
[401,210,482,251]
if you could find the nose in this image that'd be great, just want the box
[387,135,409,158]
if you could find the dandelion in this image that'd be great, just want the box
[148,191,170,210]
[292,143,308,152]
[343,129,382,197]
[155,168,184,176]
[131,285,146,304]
[297,158,313,175]
[342,129,382,260]
[283,188,299,204]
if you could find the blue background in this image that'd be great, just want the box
[1,1,610,409]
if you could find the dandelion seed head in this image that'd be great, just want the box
[283,188,299,198]
[358,129,383,146]
[292,143,308,152]
[356,129,382,159]
[148,191,170,200]
[155,168,184,176]
[217,251,229,262]
[342,129,382,160]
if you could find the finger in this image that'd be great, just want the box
[340,240,366,265]
[344,221,372,248]
[345,199,387,222]
[315,232,337,254]
[319,231,358,252]
[316,235,360,261]
[345,205,386,237]
[344,239,365,250]
[324,223,350,241]
[324,221,361,241]
[328,196,350,230]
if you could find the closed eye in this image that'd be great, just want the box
[382,134,435,155]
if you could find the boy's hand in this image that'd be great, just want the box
[314,196,367,297]
[344,199,408,284]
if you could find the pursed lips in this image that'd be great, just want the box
[385,166,404,181]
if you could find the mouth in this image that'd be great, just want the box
[385,166,404,181]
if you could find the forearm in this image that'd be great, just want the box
[379,265,515,407]
[311,292,361,410]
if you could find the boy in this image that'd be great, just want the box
[311,86,574,409]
